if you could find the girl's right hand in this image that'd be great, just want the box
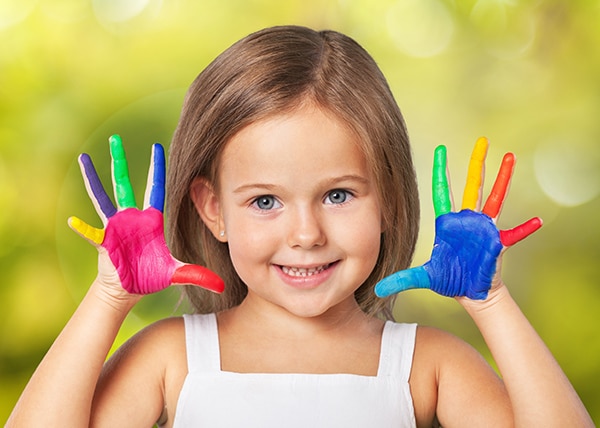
[68,135,224,305]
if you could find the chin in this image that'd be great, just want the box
[279,297,353,320]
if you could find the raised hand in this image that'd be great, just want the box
[68,135,224,295]
[375,137,542,300]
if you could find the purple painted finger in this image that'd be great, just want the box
[79,153,117,219]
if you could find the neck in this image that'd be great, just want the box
[222,292,374,340]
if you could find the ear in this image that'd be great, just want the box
[190,178,227,242]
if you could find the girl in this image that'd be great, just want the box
[7,26,593,427]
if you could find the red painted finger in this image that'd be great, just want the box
[500,217,543,247]
[171,264,225,293]
[482,153,515,220]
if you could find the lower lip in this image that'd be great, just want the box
[274,262,338,290]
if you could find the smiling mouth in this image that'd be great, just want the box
[280,264,331,277]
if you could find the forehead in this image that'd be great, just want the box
[218,105,371,185]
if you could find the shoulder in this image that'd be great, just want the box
[91,317,188,426]
[414,325,482,361]
[409,326,512,426]
[112,316,187,364]
[136,316,186,345]
[102,316,186,377]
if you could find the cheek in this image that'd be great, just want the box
[357,225,382,265]
[335,207,382,260]
[225,219,278,269]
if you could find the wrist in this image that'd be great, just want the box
[89,277,142,315]
[456,282,512,317]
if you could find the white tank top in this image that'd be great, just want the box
[173,313,417,427]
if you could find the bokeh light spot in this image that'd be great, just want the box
[0,0,39,30]
[470,0,536,59]
[386,0,454,58]
[41,0,91,23]
[92,0,153,24]
[534,137,600,207]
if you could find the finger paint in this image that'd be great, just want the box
[102,207,176,293]
[500,216,543,247]
[374,266,430,297]
[376,138,541,302]
[148,143,166,212]
[79,154,117,219]
[109,135,137,209]
[68,216,105,245]
[461,137,488,210]
[482,153,515,219]
[172,264,225,293]
[432,145,452,217]
[424,210,502,300]
[71,137,225,295]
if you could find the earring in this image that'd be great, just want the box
[219,230,225,238]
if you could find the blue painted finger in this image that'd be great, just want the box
[145,143,166,212]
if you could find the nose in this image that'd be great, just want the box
[287,205,326,249]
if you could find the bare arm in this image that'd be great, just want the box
[7,274,140,427]
[413,284,593,427]
[90,317,187,427]
[459,285,593,426]
[377,138,592,425]
[410,326,513,427]
[7,136,222,426]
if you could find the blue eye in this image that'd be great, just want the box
[252,195,281,210]
[325,189,352,205]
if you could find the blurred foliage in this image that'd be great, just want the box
[1,0,599,423]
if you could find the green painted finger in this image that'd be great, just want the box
[109,135,136,209]
[432,145,452,217]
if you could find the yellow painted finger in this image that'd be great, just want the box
[68,216,105,245]
[461,137,488,210]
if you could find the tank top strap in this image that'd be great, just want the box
[377,321,418,381]
[182,313,221,373]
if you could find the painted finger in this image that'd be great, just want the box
[374,266,430,298]
[109,135,137,209]
[143,143,166,211]
[482,152,515,220]
[500,217,543,247]
[68,216,105,246]
[171,264,225,293]
[432,145,452,217]
[461,137,488,211]
[78,153,117,223]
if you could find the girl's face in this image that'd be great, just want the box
[215,104,382,319]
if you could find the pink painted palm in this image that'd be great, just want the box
[68,135,224,295]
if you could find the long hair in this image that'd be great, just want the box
[166,25,419,319]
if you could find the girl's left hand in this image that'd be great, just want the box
[375,137,542,301]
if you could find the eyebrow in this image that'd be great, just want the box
[232,174,370,194]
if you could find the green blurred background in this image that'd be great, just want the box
[1,0,598,422]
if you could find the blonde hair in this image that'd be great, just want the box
[166,26,419,320]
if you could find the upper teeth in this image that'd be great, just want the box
[282,265,328,277]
